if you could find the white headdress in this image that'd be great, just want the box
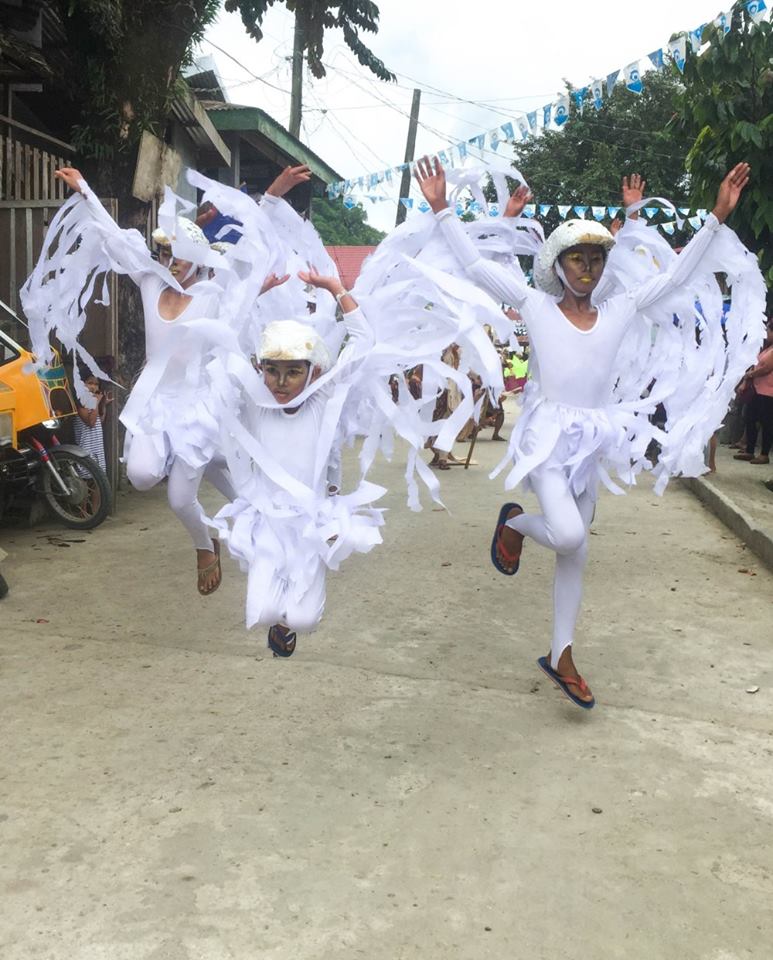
[534,219,615,296]
[259,319,332,372]
[151,216,209,249]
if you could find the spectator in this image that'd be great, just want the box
[734,318,773,465]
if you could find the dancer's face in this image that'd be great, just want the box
[558,243,606,295]
[261,359,320,405]
[158,246,199,288]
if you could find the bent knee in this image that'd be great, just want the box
[284,598,325,635]
[126,464,163,492]
[548,521,587,555]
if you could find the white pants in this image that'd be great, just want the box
[506,467,596,669]
[126,435,235,551]
[247,554,327,635]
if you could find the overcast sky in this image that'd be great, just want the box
[198,1,743,231]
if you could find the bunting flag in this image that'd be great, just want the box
[324,5,771,199]
[648,49,664,69]
[591,78,604,111]
[625,61,643,93]
[344,193,710,241]
[669,35,687,73]
[573,87,588,112]
[554,95,570,127]
[689,25,705,49]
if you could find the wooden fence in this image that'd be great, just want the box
[0,114,71,203]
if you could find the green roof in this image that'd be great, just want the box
[205,104,341,185]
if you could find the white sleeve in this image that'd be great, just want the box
[435,208,531,307]
[339,306,375,360]
[629,213,723,311]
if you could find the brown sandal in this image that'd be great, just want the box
[197,540,221,596]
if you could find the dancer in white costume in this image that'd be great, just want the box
[184,163,515,652]
[22,167,287,595]
[207,270,384,657]
[416,158,764,708]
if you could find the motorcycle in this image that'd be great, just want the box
[0,320,111,530]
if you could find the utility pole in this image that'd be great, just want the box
[395,88,421,227]
[289,8,305,139]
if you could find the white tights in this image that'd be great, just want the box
[505,468,596,670]
[126,435,235,551]
[247,555,327,634]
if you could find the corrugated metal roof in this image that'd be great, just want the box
[325,246,376,290]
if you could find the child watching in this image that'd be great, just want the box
[73,373,110,475]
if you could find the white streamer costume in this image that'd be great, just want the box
[186,172,515,636]
[21,175,286,558]
[425,202,764,674]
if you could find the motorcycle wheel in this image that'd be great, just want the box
[41,449,111,529]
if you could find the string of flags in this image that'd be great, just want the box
[326,0,769,203]
[344,194,712,234]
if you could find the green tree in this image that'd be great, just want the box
[677,2,773,292]
[311,198,385,245]
[508,71,690,235]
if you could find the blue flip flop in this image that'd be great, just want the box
[268,624,297,658]
[537,656,595,710]
[490,502,523,575]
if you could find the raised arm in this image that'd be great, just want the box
[621,173,646,222]
[414,156,533,308]
[297,268,373,359]
[54,167,155,283]
[630,163,751,312]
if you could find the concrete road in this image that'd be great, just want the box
[1,422,772,960]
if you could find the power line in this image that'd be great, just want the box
[200,37,292,95]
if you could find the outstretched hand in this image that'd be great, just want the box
[266,164,312,198]
[712,162,750,224]
[54,167,85,194]
[297,265,345,298]
[259,272,291,295]
[622,174,646,220]
[504,185,532,218]
[414,156,448,213]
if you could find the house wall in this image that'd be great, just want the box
[170,122,199,204]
